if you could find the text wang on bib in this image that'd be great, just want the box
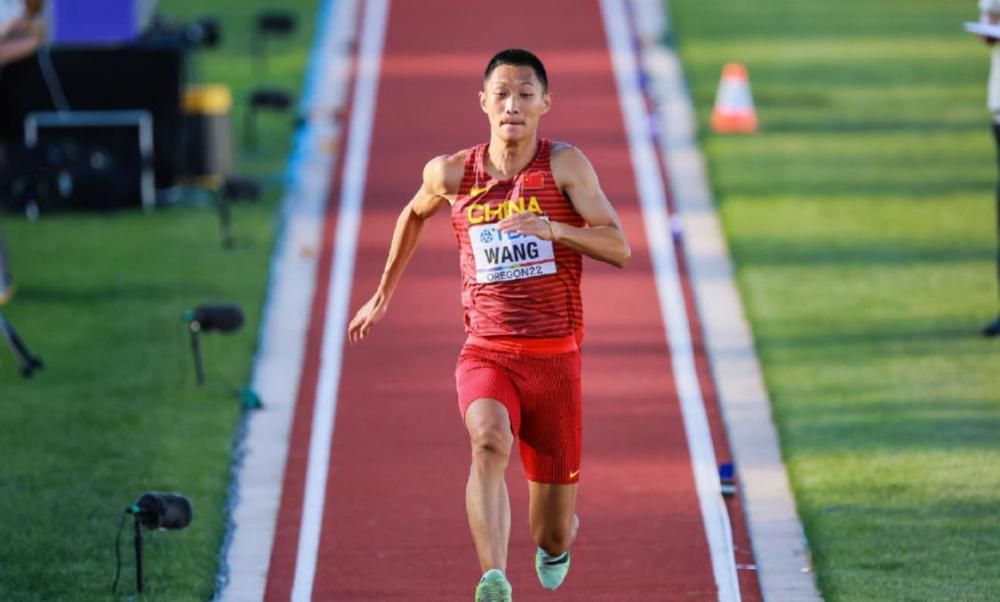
[469,216,555,284]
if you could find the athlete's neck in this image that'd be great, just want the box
[485,137,538,179]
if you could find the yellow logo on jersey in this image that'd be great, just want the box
[569,469,581,479]
[467,196,542,224]
[469,185,494,197]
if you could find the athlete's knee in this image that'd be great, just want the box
[533,522,573,556]
[468,424,512,465]
[466,410,512,468]
[465,399,513,466]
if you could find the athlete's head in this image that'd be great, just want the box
[481,49,551,143]
[484,49,548,92]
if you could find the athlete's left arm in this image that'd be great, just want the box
[497,145,631,268]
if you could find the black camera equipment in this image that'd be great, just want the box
[0,12,227,215]
[216,175,261,249]
[142,14,220,50]
[0,47,184,211]
[256,12,296,36]
[181,15,221,49]
[0,311,44,377]
[131,492,194,530]
[5,128,150,213]
[188,303,245,333]
[243,87,294,150]
[252,10,297,75]
[166,14,220,83]
[183,303,245,385]
[112,492,194,595]
[220,175,261,202]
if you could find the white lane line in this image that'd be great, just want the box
[290,0,391,599]
[219,0,360,599]
[598,0,741,600]
[640,0,822,598]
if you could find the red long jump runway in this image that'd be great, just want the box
[265,0,762,599]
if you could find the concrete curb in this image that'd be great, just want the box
[632,0,823,599]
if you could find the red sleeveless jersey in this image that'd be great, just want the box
[450,139,585,338]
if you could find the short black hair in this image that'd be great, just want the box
[483,48,548,92]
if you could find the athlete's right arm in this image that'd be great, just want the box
[347,153,463,344]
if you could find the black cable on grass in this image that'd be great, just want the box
[111,509,129,594]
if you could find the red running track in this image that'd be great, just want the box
[265,0,762,599]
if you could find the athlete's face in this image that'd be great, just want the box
[480,64,551,142]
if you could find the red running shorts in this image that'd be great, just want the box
[455,336,582,484]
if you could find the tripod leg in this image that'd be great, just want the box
[190,328,205,385]
[243,107,257,150]
[217,194,233,250]
[0,311,43,377]
[134,516,144,594]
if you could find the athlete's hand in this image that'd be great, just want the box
[347,292,389,344]
[497,212,558,241]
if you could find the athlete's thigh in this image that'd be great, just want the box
[464,397,514,441]
[456,344,522,434]
[516,350,582,483]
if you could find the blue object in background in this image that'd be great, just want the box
[52,0,137,45]
[719,462,736,497]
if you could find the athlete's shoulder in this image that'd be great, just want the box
[423,149,469,196]
[549,143,597,184]
[548,140,577,156]
[550,142,593,167]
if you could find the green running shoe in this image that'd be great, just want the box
[475,569,512,602]
[535,548,571,591]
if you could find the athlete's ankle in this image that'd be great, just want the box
[481,567,507,580]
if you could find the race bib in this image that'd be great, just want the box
[469,223,556,284]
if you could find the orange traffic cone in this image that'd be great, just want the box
[711,63,758,134]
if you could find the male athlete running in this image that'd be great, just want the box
[348,48,630,601]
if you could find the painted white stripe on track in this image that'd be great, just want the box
[219,0,361,598]
[598,0,741,600]
[290,0,391,599]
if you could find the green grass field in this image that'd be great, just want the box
[0,1,316,599]
[669,0,1000,599]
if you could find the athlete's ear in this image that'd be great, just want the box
[479,90,488,114]
[541,92,552,115]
